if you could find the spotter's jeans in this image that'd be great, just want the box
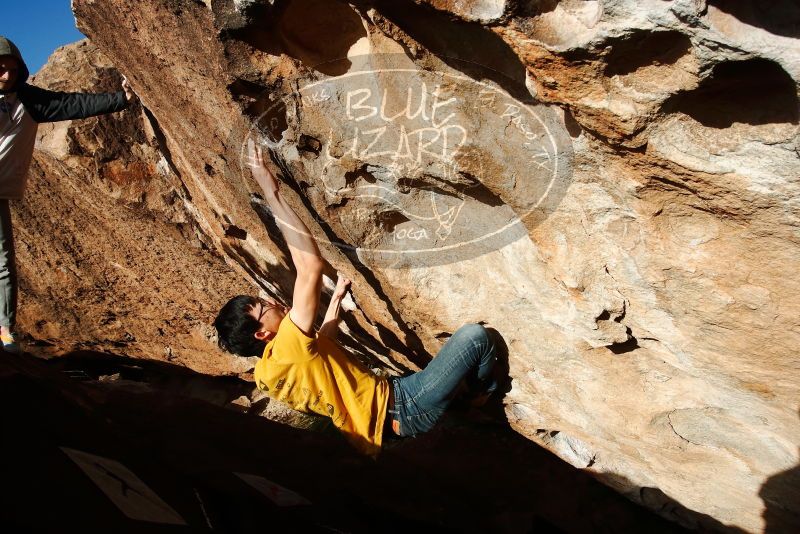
[388,323,497,437]
[0,199,16,328]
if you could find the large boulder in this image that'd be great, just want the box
[16,0,799,530]
[22,40,254,375]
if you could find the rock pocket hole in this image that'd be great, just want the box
[297,134,322,157]
[256,100,288,144]
[563,107,583,138]
[708,0,800,38]
[230,79,289,144]
[227,0,366,75]
[662,58,799,128]
[377,210,410,233]
[224,224,248,240]
[344,168,377,187]
[276,0,367,76]
[608,328,639,355]
[603,30,692,77]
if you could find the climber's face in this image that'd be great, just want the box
[249,296,289,342]
[0,56,19,91]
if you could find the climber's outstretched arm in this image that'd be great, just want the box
[247,140,324,335]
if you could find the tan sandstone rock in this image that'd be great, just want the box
[14,0,798,531]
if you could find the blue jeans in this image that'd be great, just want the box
[0,200,16,328]
[389,324,497,438]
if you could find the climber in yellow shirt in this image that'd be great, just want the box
[214,139,497,456]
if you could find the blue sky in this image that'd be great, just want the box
[2,0,84,75]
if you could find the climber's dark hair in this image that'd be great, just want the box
[214,295,266,357]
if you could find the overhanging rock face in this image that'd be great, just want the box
[23,40,255,375]
[35,0,799,530]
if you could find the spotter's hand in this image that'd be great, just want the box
[121,76,135,102]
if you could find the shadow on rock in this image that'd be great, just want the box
[0,350,695,532]
[367,0,531,103]
[44,349,254,406]
[759,409,800,533]
[707,0,800,38]
[760,460,800,533]
[601,473,748,533]
[228,0,367,76]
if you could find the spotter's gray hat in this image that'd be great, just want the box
[0,36,30,90]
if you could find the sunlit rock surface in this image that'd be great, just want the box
[23,40,253,375]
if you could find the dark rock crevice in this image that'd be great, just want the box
[608,329,640,355]
[661,58,799,128]
[368,0,532,103]
[603,30,693,77]
[707,0,800,38]
[226,0,367,75]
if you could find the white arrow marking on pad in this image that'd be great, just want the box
[235,472,311,506]
[61,447,186,525]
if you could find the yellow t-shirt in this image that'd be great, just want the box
[253,315,390,456]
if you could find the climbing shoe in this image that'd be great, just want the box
[1,331,21,354]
